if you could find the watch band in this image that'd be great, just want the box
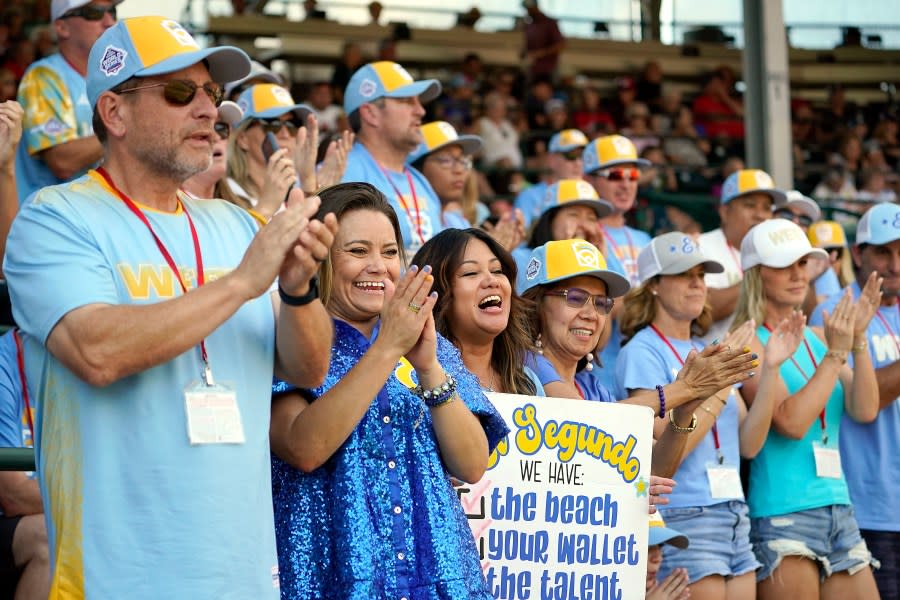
[278,277,319,307]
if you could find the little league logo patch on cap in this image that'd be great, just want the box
[100,46,127,77]
[237,98,250,112]
[526,257,542,280]
[575,180,595,198]
[755,170,774,188]
[392,63,413,82]
[271,86,293,105]
[670,236,696,254]
[572,240,601,269]
[611,135,634,156]
[813,223,835,242]
[359,78,377,98]
[437,121,457,139]
[162,19,198,48]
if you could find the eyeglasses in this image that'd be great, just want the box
[429,155,473,171]
[214,122,230,140]
[254,118,300,136]
[60,4,117,20]
[595,167,640,182]
[560,150,583,161]
[545,287,615,314]
[117,79,224,107]
[773,208,813,228]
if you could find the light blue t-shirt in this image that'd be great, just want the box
[0,330,33,515]
[525,352,616,402]
[601,224,651,288]
[811,283,900,531]
[616,327,742,508]
[513,181,549,228]
[749,326,849,518]
[441,209,471,230]
[813,267,841,298]
[3,172,280,598]
[16,53,96,203]
[342,143,444,253]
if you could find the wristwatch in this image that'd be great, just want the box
[668,409,698,434]
[278,277,319,307]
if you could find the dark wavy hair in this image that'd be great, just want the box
[411,228,537,395]
[526,206,561,249]
[315,182,406,307]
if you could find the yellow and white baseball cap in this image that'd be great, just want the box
[582,134,650,174]
[538,179,613,220]
[807,221,848,249]
[236,83,312,125]
[648,511,690,549]
[344,61,441,115]
[521,238,630,297]
[741,218,828,271]
[87,16,250,108]
[407,121,482,164]
[720,168,786,205]
[548,129,589,153]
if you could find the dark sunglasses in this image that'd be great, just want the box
[214,122,231,140]
[118,79,224,107]
[597,167,640,182]
[61,4,117,20]
[774,208,813,228]
[545,287,615,314]
[254,118,299,136]
[561,150,583,161]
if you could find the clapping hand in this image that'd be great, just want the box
[721,319,756,353]
[646,568,690,600]
[317,129,354,189]
[678,343,757,399]
[294,112,319,194]
[0,100,23,169]
[377,265,438,372]
[482,208,525,251]
[822,289,856,353]
[764,310,805,368]
[853,271,883,339]
[258,148,297,219]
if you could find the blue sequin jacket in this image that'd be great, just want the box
[271,318,509,599]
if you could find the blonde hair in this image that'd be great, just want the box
[836,250,854,288]
[462,173,480,225]
[620,277,713,342]
[225,119,258,211]
[731,266,767,330]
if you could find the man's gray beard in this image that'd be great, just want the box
[137,146,212,184]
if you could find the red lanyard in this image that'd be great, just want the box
[96,168,213,384]
[649,324,723,459]
[377,164,425,246]
[601,225,637,279]
[763,323,826,440]
[874,306,900,357]
[12,330,34,445]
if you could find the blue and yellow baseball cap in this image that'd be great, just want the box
[236,83,312,126]
[548,129,589,153]
[521,239,630,297]
[582,134,650,174]
[407,121,482,164]
[344,61,441,115]
[538,179,613,220]
[856,203,900,246]
[87,16,250,108]
[648,511,689,549]
[720,168,786,205]
[808,221,847,249]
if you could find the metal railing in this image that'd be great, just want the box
[0,448,35,471]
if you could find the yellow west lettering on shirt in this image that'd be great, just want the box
[118,264,176,299]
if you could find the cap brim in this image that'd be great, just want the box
[249,103,314,122]
[217,100,242,126]
[757,248,829,270]
[139,46,251,85]
[409,134,482,164]
[725,188,787,205]
[588,157,652,172]
[539,269,631,298]
[562,199,614,220]
[658,255,725,277]
[649,528,689,549]
[550,143,587,153]
[384,79,442,105]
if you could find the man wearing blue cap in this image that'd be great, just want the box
[514,128,588,227]
[3,16,334,597]
[15,0,121,203]
[341,60,444,252]
[810,202,900,600]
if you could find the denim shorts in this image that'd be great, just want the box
[658,501,761,583]
[751,504,880,581]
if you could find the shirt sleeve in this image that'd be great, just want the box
[0,333,24,448]
[18,65,82,156]
[814,269,841,299]
[616,334,672,394]
[3,188,120,344]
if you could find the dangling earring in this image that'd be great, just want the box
[585,351,595,371]
[535,333,543,355]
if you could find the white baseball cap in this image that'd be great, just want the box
[740,218,828,271]
[51,0,122,21]
[856,203,900,246]
[776,190,822,222]
[637,232,724,284]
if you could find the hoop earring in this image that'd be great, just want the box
[585,351,595,371]
[535,333,543,355]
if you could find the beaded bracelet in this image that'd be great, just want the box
[414,373,457,408]
[655,385,666,418]
[825,350,848,365]
[852,339,868,353]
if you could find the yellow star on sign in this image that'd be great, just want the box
[635,477,648,497]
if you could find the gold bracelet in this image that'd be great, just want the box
[668,409,698,434]
[715,390,729,406]
[700,404,719,418]
[852,339,868,353]
[824,350,848,364]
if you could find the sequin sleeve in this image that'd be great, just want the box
[435,335,510,452]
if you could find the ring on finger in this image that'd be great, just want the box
[407,302,421,313]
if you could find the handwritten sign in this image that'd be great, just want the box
[460,393,654,600]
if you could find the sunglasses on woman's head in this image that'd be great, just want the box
[61,4,117,20]
[255,118,300,136]
[117,80,224,107]
[545,287,615,314]
[773,208,813,228]
[596,167,640,182]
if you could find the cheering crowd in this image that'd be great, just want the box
[0,2,897,600]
